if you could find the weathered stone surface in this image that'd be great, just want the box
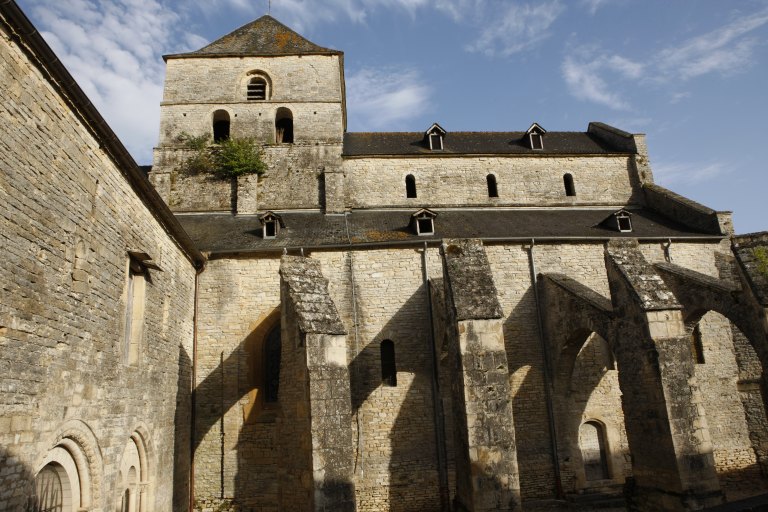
[280,256,346,335]
[606,239,681,311]
[443,239,504,321]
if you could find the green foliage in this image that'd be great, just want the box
[176,132,266,179]
[753,247,768,278]
[215,137,267,179]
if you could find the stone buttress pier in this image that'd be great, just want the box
[279,256,356,511]
[604,240,723,510]
[439,239,522,512]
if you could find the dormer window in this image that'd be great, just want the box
[526,122,546,150]
[616,212,632,232]
[425,123,447,151]
[599,209,633,233]
[259,211,284,239]
[411,208,437,236]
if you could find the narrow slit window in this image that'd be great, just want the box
[213,110,230,142]
[264,325,281,402]
[406,174,417,198]
[691,324,705,364]
[247,77,267,100]
[487,174,499,198]
[124,260,147,365]
[564,173,576,197]
[381,340,397,387]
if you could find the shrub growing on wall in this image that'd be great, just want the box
[176,133,267,179]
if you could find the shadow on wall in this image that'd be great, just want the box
[348,285,445,512]
[174,345,193,511]
[504,286,557,501]
[0,445,36,511]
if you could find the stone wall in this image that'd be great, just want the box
[343,155,640,209]
[0,18,197,512]
[193,255,282,511]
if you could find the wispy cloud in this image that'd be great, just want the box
[654,161,730,187]
[467,1,565,56]
[562,50,643,110]
[230,0,563,57]
[657,8,768,80]
[580,0,616,15]
[24,0,205,163]
[561,6,768,110]
[346,68,431,130]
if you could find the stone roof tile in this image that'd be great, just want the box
[343,131,627,156]
[165,15,339,59]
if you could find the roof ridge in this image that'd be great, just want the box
[166,14,339,58]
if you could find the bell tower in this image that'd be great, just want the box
[149,16,346,213]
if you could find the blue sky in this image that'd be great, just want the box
[15,0,768,233]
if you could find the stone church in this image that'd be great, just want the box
[3,1,768,510]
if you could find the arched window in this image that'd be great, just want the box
[564,173,576,197]
[381,340,397,387]
[487,174,498,198]
[247,77,267,100]
[405,174,417,198]
[275,107,293,144]
[35,463,68,512]
[212,110,230,142]
[264,325,281,403]
[579,421,610,481]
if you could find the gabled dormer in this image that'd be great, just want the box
[259,211,285,238]
[424,123,447,151]
[599,209,633,233]
[411,208,437,235]
[526,122,547,150]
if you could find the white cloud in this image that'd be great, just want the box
[346,68,431,130]
[580,0,615,15]
[467,1,565,56]
[561,50,643,110]
[654,161,729,187]
[562,6,768,109]
[24,0,206,164]
[218,0,561,57]
[657,8,768,80]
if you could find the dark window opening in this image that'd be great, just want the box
[213,110,230,142]
[530,132,544,150]
[487,174,498,198]
[564,173,576,197]
[617,215,632,232]
[429,133,443,150]
[406,174,417,198]
[247,77,267,100]
[264,221,277,238]
[691,324,705,364]
[417,217,434,235]
[275,107,294,144]
[264,325,281,402]
[381,340,397,387]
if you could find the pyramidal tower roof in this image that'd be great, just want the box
[165,15,340,59]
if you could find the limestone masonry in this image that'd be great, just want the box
[3,2,768,511]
